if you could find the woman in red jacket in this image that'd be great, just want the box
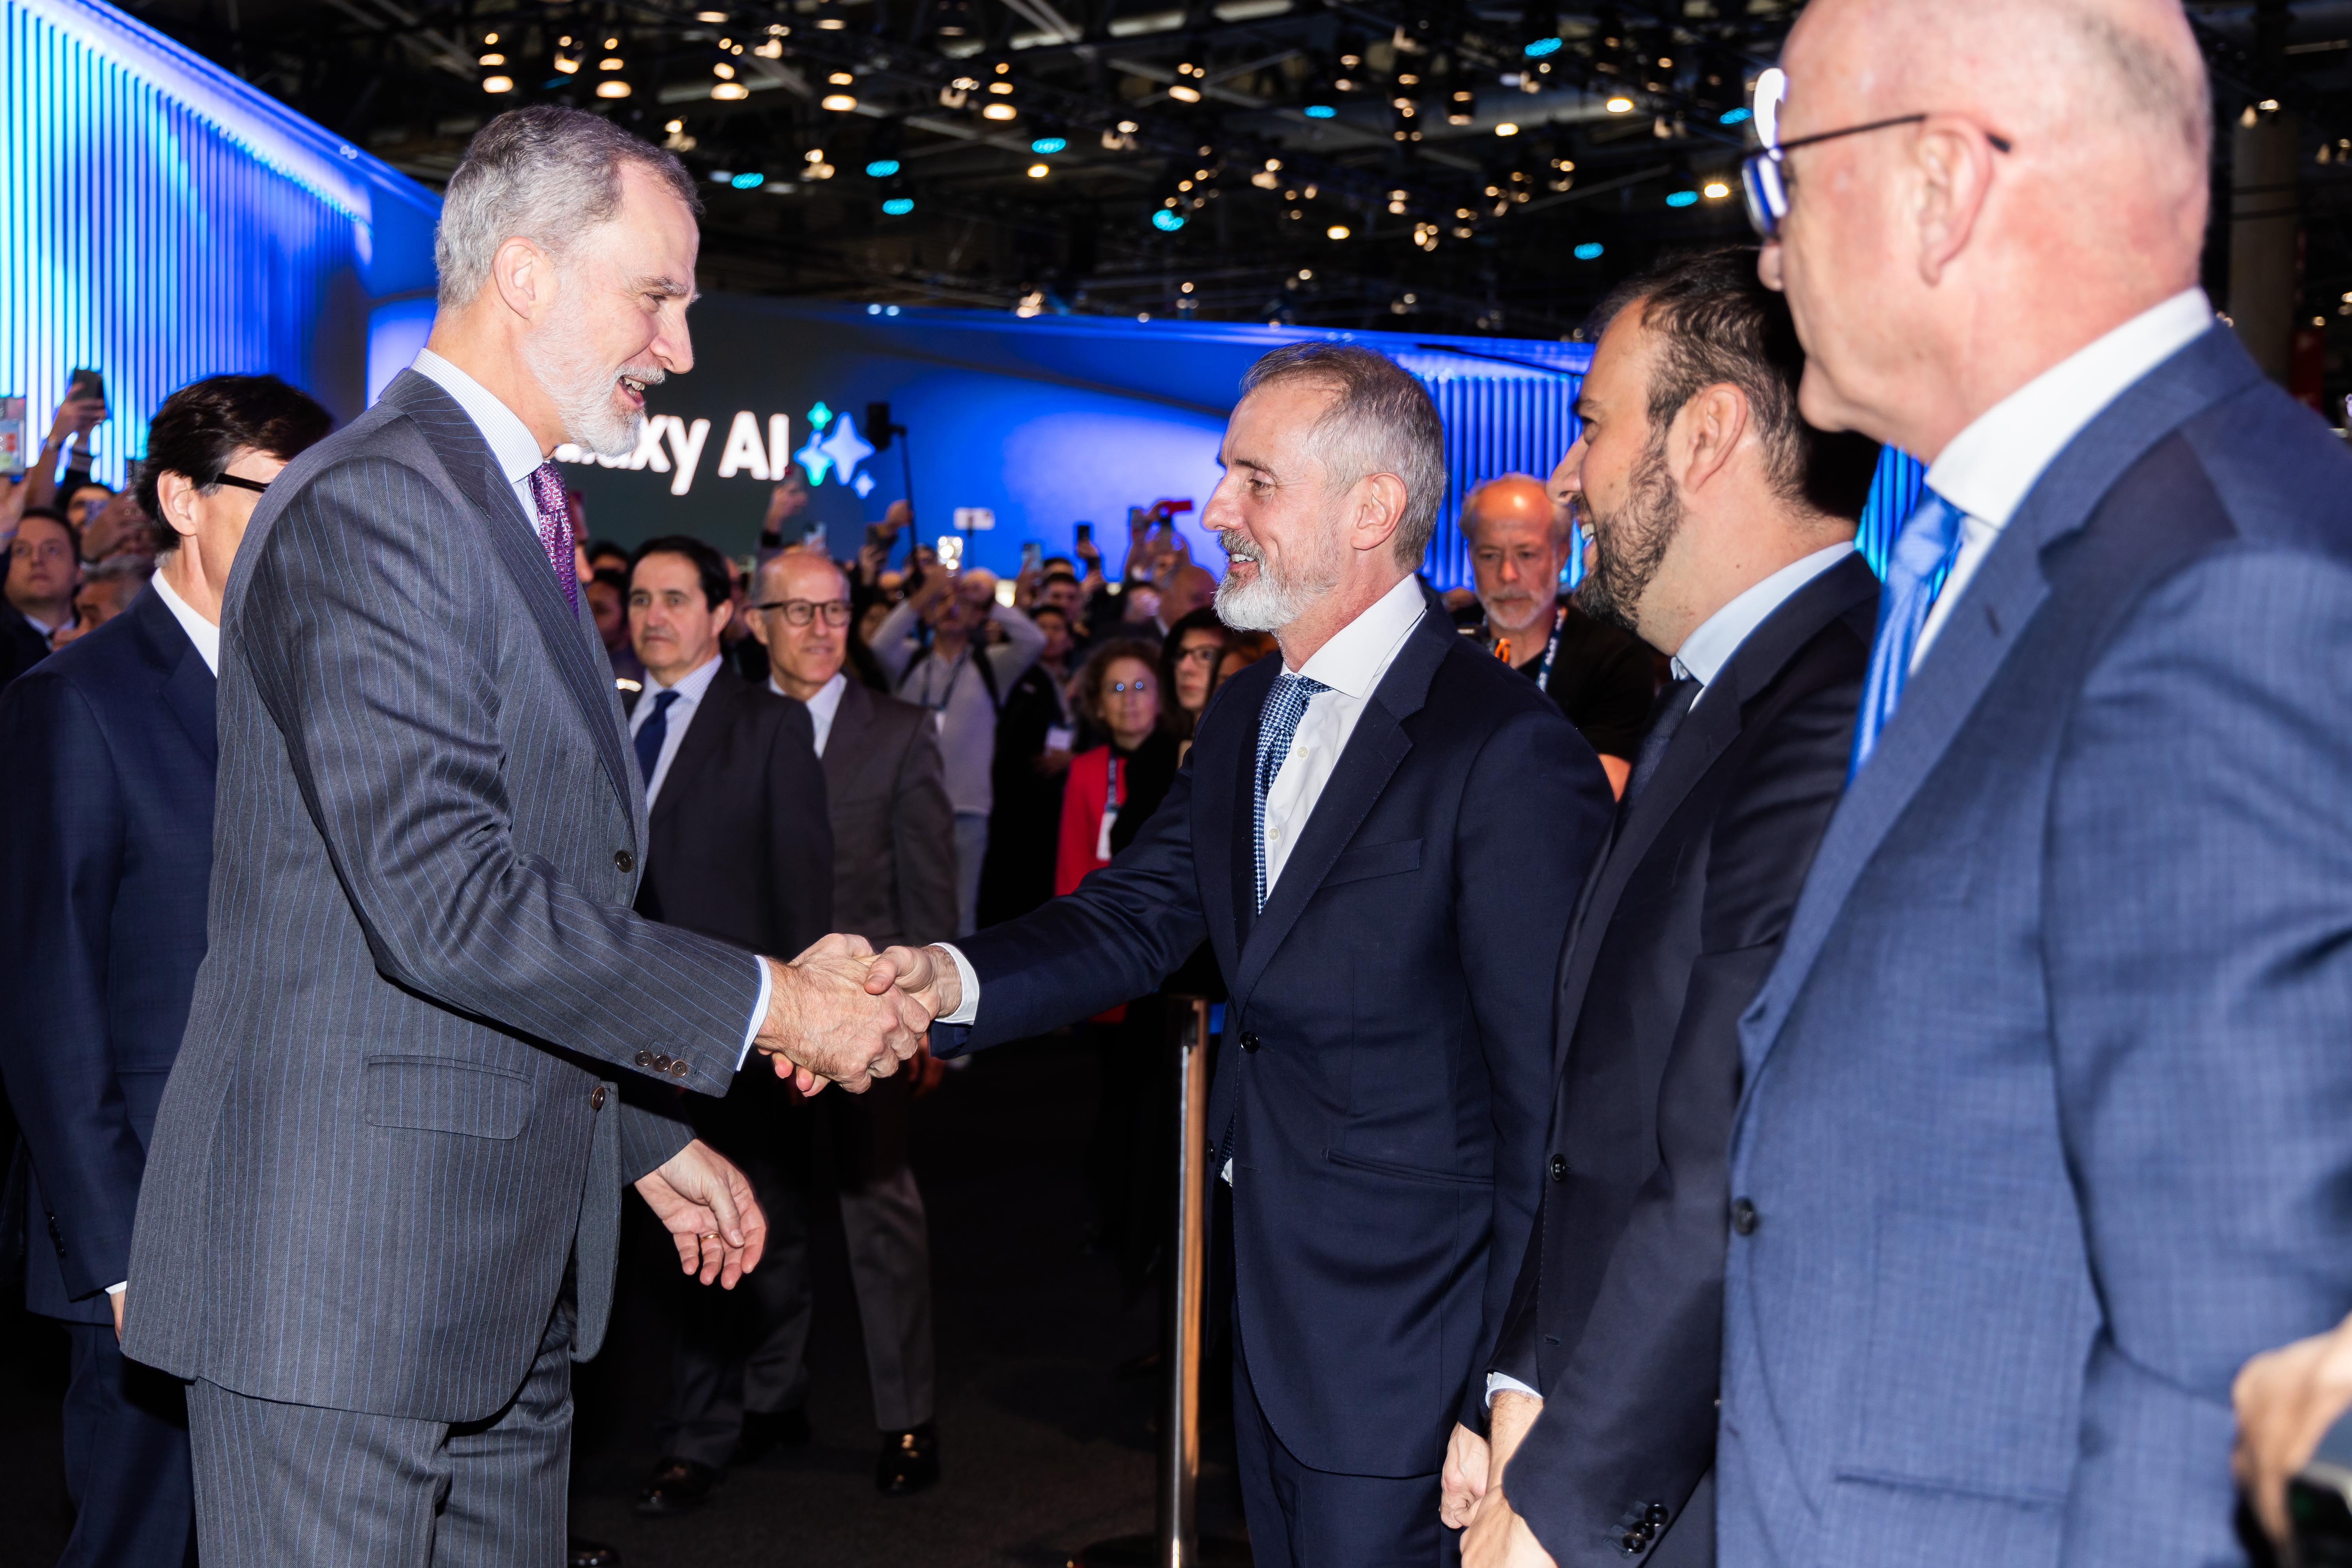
[1055,638,1179,895]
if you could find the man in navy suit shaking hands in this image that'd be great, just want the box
[867,344,1616,1567]
[1719,3,2352,1564]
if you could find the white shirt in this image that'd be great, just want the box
[933,573,1430,1032]
[150,572,220,675]
[1914,288,2215,667]
[1671,542,1856,706]
[411,348,545,526]
[785,671,849,758]
[628,654,724,809]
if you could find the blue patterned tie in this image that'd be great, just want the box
[1849,489,1969,779]
[634,688,680,785]
[1254,672,1330,912]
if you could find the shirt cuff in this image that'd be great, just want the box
[106,1281,126,1295]
[736,954,773,1071]
[1485,1371,1541,1409]
[935,944,981,1025]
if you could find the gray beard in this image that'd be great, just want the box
[1214,527,1343,633]
[1574,436,1682,635]
[521,306,645,460]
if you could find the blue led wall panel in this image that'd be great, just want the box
[0,0,439,486]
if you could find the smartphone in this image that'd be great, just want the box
[936,535,964,572]
[1020,540,1043,573]
[803,523,827,549]
[1074,521,1093,546]
[67,368,104,407]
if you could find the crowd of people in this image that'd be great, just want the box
[4,3,2352,1566]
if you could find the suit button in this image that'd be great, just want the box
[614,848,635,873]
[590,1084,606,1110]
[652,1053,672,1072]
[1620,1533,1646,1556]
[1549,1154,1568,1183]
[669,1059,689,1079]
[1645,1503,1669,1526]
[635,1050,653,1068]
[1239,1032,1261,1054]
[1731,1197,1758,1236]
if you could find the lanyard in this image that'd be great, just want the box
[1534,605,1566,689]
[1096,753,1123,861]
[916,652,968,713]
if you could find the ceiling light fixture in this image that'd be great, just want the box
[1027,162,1049,177]
[867,158,901,176]
[482,73,514,92]
[697,10,729,21]
[478,51,505,65]
[1702,179,1730,199]
[821,92,857,110]
[712,80,749,99]
[596,80,631,98]
[883,196,915,215]
[1606,95,1634,112]
[1326,223,1350,239]
[1169,84,1202,102]
[982,101,1018,120]
[1152,209,1185,230]
[1495,122,1519,136]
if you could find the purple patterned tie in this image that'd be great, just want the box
[526,462,579,614]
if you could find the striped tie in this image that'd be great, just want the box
[1253,672,1330,912]
[1849,489,1967,779]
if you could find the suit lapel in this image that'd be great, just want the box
[1556,553,1881,1045]
[1226,608,1446,1011]
[1738,325,2263,1079]
[821,679,872,797]
[381,371,638,821]
[652,665,742,828]
[131,589,218,767]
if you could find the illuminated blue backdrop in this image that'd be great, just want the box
[0,0,439,487]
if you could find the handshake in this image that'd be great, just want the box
[749,934,967,1096]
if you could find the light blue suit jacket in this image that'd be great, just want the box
[1719,325,2352,1567]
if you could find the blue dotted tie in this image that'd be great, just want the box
[634,689,681,786]
[1849,489,1969,779]
[1254,673,1330,912]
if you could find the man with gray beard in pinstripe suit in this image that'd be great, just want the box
[120,107,933,1568]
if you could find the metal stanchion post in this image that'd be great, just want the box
[1071,997,1251,1568]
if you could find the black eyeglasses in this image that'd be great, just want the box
[212,473,272,495]
[756,598,853,627]
[1739,66,2013,240]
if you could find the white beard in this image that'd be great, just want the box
[1214,526,1343,633]
[520,301,654,460]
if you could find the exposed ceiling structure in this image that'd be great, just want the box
[114,0,2352,361]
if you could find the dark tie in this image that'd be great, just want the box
[634,689,680,785]
[527,461,579,614]
[1624,677,1702,806]
[1253,672,1330,912]
[1848,488,1967,778]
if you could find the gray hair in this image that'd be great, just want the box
[435,107,702,307]
[1240,344,1447,569]
[86,553,153,586]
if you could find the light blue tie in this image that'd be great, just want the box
[1849,489,1969,779]
[1253,673,1329,912]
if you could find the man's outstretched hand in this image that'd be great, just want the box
[636,1139,766,1288]
[754,934,934,1095]
[864,943,963,1024]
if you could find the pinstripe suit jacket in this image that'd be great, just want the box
[123,370,762,1423]
[1719,327,2352,1566]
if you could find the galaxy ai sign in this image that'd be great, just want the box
[555,400,879,499]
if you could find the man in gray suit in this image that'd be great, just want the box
[121,107,928,1565]
[1716,4,2352,1566]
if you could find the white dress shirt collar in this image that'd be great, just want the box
[150,571,220,676]
[411,348,546,491]
[1672,541,1855,697]
[1926,289,2215,532]
[1293,573,1429,700]
[644,652,725,707]
[784,671,850,757]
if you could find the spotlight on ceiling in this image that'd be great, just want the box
[866,158,901,177]
[1304,103,1336,118]
[712,80,749,99]
[1573,241,1604,259]
[982,101,1018,120]
[1606,95,1634,113]
[1031,136,1067,153]
[731,171,765,189]
[1326,224,1350,239]
[883,196,915,215]
[596,79,631,98]
[1665,188,1698,207]
[1702,179,1731,199]
[1027,162,1049,178]
[821,92,857,111]
[1495,122,1519,136]
[482,74,514,93]
[1151,209,1186,231]
[1169,84,1202,103]
[1524,36,1562,57]
[1719,106,1752,125]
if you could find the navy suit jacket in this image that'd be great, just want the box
[1491,552,1876,1564]
[0,587,215,1324]
[1720,326,2352,1566]
[936,593,1614,1476]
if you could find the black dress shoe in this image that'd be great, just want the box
[568,1538,621,1568]
[635,1456,721,1516]
[876,1421,940,1496]
[733,1405,813,1466]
